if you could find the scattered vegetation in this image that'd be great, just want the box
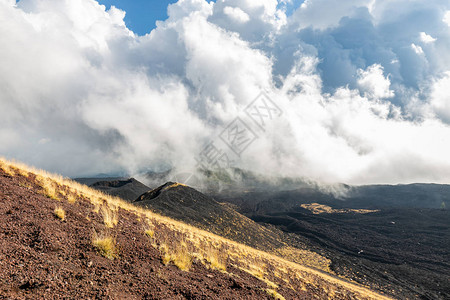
[162,182,186,192]
[67,193,77,204]
[160,240,192,271]
[265,288,286,300]
[101,205,118,228]
[3,165,15,176]
[145,220,155,238]
[92,232,118,260]
[0,162,15,176]
[54,206,65,221]
[301,203,379,215]
[37,177,59,200]
[0,157,391,300]
[274,247,332,273]
[205,244,227,271]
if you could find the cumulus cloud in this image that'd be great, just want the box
[444,10,450,26]
[429,72,450,123]
[411,43,424,55]
[291,0,374,30]
[1,0,450,185]
[357,64,394,99]
[223,6,250,23]
[420,32,437,43]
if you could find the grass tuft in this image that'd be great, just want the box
[67,193,77,204]
[1,164,15,176]
[92,232,118,260]
[145,228,154,238]
[54,206,65,221]
[101,205,118,228]
[38,177,59,200]
[206,245,227,271]
[160,241,192,271]
[265,289,286,300]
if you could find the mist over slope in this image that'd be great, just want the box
[1,0,450,185]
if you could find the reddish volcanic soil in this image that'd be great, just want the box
[0,169,311,299]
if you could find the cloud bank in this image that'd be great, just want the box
[1,0,450,185]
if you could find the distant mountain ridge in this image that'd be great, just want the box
[133,182,289,252]
[74,177,151,201]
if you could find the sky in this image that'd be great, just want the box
[96,0,180,35]
[95,0,301,35]
[1,0,450,185]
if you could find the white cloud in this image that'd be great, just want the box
[429,72,450,123]
[223,6,250,23]
[420,32,437,43]
[411,43,424,55]
[444,10,450,26]
[357,64,394,99]
[1,0,450,185]
[292,0,373,30]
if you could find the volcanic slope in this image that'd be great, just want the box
[75,177,151,201]
[213,187,450,299]
[133,182,333,271]
[134,182,289,252]
[0,158,391,299]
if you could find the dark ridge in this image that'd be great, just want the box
[135,182,176,202]
[76,177,151,201]
[91,178,137,188]
[133,182,293,252]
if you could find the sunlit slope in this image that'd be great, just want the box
[0,158,392,299]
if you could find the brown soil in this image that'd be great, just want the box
[0,169,304,299]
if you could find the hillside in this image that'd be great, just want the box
[75,177,151,201]
[0,158,390,299]
[134,182,289,252]
[133,182,331,271]
[212,187,450,299]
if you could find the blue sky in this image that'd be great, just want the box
[97,0,180,35]
[96,0,301,35]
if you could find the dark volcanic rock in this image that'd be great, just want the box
[134,182,287,251]
[75,178,151,201]
[213,186,450,299]
[90,178,150,201]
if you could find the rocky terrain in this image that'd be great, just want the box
[212,186,450,299]
[75,177,151,201]
[80,170,450,299]
[0,159,389,299]
[132,182,332,271]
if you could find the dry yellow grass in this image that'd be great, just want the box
[301,203,379,215]
[163,182,186,191]
[145,220,155,238]
[159,241,192,271]
[205,245,227,271]
[37,177,59,200]
[67,193,77,204]
[0,158,393,300]
[0,161,16,176]
[92,232,118,260]
[274,247,332,273]
[101,205,118,228]
[266,288,286,300]
[145,228,155,238]
[54,206,65,221]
